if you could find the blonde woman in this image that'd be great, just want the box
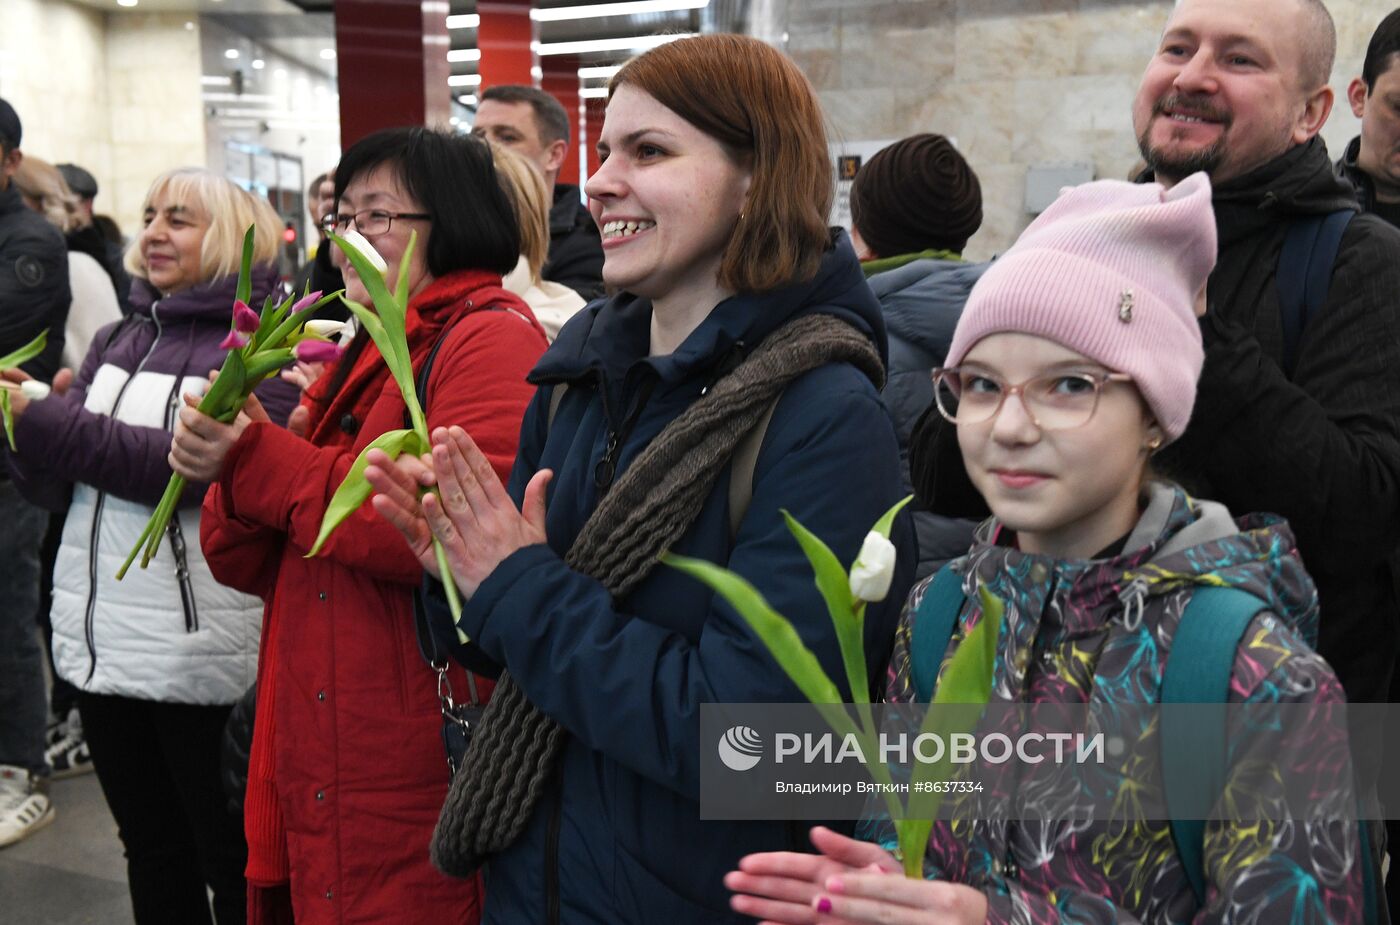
[12,155,121,368]
[2,167,298,925]
[491,142,588,339]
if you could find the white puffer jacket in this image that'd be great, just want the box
[10,272,296,704]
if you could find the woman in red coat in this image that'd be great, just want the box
[169,128,548,924]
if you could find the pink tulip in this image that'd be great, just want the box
[233,300,260,333]
[291,290,323,313]
[220,330,250,350]
[295,339,344,364]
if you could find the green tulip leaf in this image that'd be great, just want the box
[327,232,410,372]
[1,389,14,452]
[0,329,48,370]
[243,348,296,384]
[307,428,426,558]
[235,226,255,307]
[781,510,868,706]
[872,494,914,541]
[395,230,417,308]
[897,584,1004,874]
[200,349,248,420]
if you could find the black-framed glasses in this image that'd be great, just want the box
[322,209,431,236]
[931,367,1134,431]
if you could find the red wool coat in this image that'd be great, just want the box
[201,269,548,924]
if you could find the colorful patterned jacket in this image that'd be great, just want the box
[862,481,1363,924]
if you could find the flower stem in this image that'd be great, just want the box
[432,537,464,626]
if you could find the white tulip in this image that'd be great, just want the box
[848,531,897,602]
[340,227,388,274]
[19,380,50,401]
[304,319,349,339]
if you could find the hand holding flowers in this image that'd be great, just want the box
[119,226,344,578]
[364,425,553,603]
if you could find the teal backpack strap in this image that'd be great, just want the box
[910,565,967,703]
[1160,586,1267,907]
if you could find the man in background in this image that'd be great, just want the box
[473,84,604,300]
[56,162,129,312]
[0,95,69,849]
[1338,8,1400,226]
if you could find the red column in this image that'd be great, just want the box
[478,0,537,90]
[541,55,581,186]
[335,0,451,149]
[584,97,607,187]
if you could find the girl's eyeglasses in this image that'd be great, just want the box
[931,367,1134,431]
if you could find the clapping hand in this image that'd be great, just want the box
[366,425,552,598]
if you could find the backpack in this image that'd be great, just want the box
[1277,209,1354,379]
[910,565,1378,921]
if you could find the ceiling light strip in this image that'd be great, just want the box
[536,32,694,56]
[532,0,708,22]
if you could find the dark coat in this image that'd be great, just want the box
[869,257,987,577]
[0,184,69,379]
[543,183,604,301]
[917,138,1400,717]
[1338,136,1382,214]
[67,222,131,315]
[426,233,915,924]
[1158,138,1400,716]
[291,241,348,322]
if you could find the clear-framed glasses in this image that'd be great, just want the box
[322,209,431,236]
[931,367,1134,431]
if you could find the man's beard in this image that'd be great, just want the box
[1137,94,1230,181]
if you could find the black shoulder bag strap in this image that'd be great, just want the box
[405,318,483,778]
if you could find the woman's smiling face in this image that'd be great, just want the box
[139,192,210,295]
[584,84,752,302]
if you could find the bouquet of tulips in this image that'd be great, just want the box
[305,228,467,624]
[665,498,1003,877]
[117,227,344,579]
[0,330,50,449]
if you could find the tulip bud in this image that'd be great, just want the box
[340,229,388,274]
[291,290,324,314]
[19,380,50,401]
[233,300,260,333]
[295,340,344,364]
[219,330,251,350]
[303,319,348,339]
[848,531,897,602]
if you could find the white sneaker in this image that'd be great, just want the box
[0,765,55,848]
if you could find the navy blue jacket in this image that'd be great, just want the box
[427,233,915,923]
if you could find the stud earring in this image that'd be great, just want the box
[1146,436,1163,452]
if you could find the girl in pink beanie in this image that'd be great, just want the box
[729,174,1366,924]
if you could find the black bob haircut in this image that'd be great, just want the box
[1363,8,1400,92]
[333,126,519,278]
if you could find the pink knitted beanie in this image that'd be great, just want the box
[943,172,1216,442]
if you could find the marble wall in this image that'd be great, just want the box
[761,0,1400,259]
[0,0,205,245]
